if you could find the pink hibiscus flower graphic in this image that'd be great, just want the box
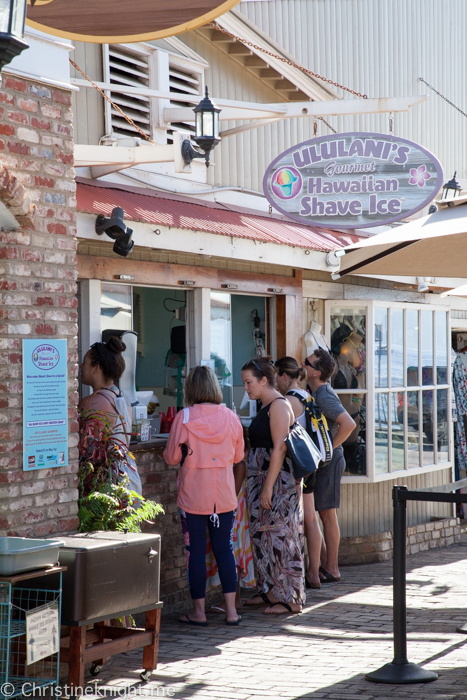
[409,164,431,188]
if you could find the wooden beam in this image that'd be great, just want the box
[228,43,252,55]
[276,270,303,360]
[77,255,302,296]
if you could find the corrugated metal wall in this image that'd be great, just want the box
[180,30,320,192]
[240,0,467,181]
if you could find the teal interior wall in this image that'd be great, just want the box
[231,295,266,385]
[134,287,185,388]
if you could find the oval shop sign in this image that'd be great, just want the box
[32,343,60,370]
[263,132,443,229]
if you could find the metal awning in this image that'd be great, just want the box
[334,202,467,278]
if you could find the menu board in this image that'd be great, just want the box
[23,339,68,471]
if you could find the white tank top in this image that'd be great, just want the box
[286,388,309,429]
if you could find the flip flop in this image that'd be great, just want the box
[263,602,301,615]
[209,605,225,613]
[319,567,341,583]
[225,615,241,626]
[245,592,271,606]
[179,615,209,627]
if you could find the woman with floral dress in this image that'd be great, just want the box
[241,357,305,615]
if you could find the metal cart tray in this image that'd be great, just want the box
[0,538,64,575]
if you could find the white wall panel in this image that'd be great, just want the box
[240,0,467,181]
[180,31,319,192]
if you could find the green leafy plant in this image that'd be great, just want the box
[78,408,163,533]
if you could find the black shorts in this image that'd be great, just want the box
[302,470,317,495]
[314,449,345,511]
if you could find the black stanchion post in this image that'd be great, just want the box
[366,485,438,684]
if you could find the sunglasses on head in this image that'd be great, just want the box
[304,357,318,370]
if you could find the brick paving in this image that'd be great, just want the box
[84,535,467,700]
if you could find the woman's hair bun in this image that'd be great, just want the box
[106,336,126,354]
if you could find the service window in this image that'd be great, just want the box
[326,301,451,483]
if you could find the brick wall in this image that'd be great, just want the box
[339,517,461,565]
[0,76,79,537]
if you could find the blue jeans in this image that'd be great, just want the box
[180,509,237,600]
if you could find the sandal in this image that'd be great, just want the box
[225,615,241,626]
[245,592,271,606]
[319,567,341,583]
[263,602,301,615]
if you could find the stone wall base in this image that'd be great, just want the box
[339,517,461,565]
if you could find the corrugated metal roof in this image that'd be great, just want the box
[76,179,361,251]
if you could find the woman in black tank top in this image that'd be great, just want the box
[241,357,305,615]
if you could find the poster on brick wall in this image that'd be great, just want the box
[23,339,68,471]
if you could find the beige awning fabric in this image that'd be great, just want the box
[335,202,467,278]
[440,283,467,298]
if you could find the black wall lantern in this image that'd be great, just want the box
[182,86,221,168]
[0,0,28,72]
[442,171,462,200]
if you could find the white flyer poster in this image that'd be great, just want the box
[26,601,59,665]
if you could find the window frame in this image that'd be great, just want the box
[325,299,452,484]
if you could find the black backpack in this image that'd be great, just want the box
[286,390,333,464]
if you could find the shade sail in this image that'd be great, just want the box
[335,202,467,278]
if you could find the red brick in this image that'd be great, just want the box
[0,124,15,136]
[7,141,28,155]
[4,77,27,93]
[0,246,19,259]
[7,110,28,125]
[59,517,79,532]
[31,117,51,131]
[7,353,21,364]
[17,97,38,113]
[33,297,54,306]
[34,176,54,188]
[52,90,72,106]
[20,249,41,263]
[35,521,58,536]
[47,222,66,235]
[56,151,73,165]
[0,92,15,106]
[54,123,72,136]
[58,296,78,308]
[34,323,54,335]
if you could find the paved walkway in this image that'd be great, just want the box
[88,536,467,700]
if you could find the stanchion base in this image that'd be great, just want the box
[366,662,438,684]
[456,623,467,634]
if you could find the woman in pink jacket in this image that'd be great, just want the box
[163,366,244,627]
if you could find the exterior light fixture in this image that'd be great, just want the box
[181,86,221,168]
[0,0,28,71]
[442,171,462,201]
[95,206,134,257]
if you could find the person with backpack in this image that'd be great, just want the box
[275,356,325,590]
[303,348,356,584]
[163,365,244,627]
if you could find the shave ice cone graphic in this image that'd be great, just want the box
[271,167,302,199]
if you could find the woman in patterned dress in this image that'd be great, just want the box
[241,357,305,615]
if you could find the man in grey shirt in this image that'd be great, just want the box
[304,348,355,583]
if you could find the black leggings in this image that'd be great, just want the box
[180,509,237,600]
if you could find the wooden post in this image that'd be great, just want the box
[68,626,86,690]
[142,608,161,672]
[276,273,303,361]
